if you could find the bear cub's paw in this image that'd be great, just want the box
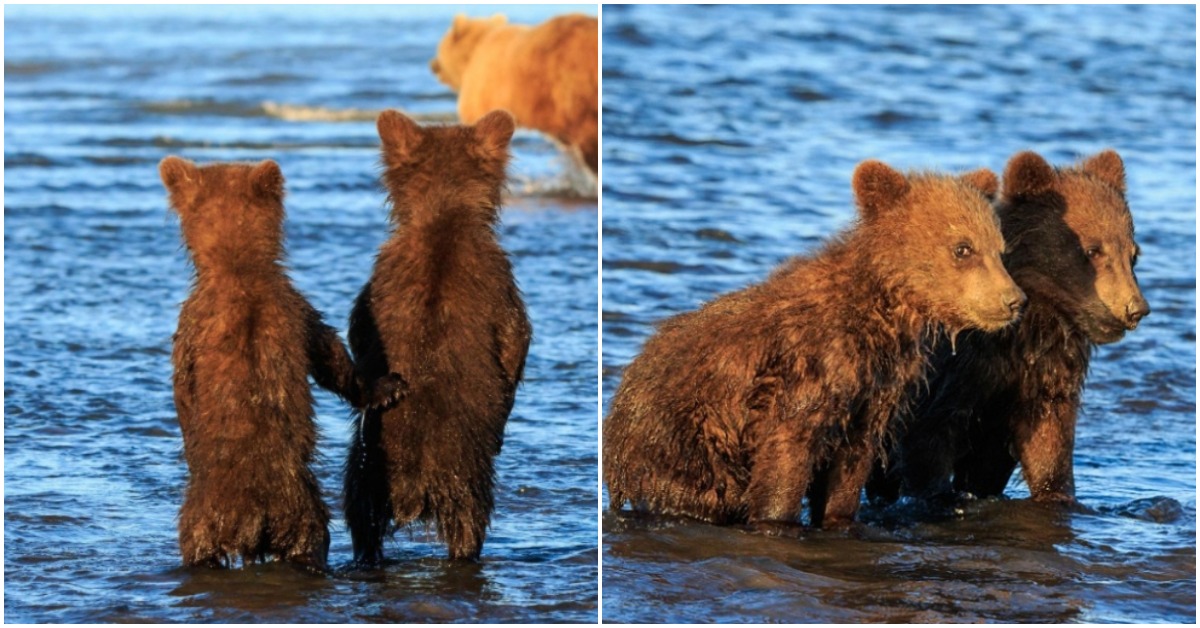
[366,373,409,409]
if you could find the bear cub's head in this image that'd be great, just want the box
[430,14,509,91]
[852,160,1025,334]
[376,108,515,223]
[996,149,1149,344]
[159,157,286,268]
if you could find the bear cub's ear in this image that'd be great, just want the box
[160,156,198,192]
[377,109,424,161]
[1002,151,1055,199]
[251,160,284,200]
[473,109,516,160]
[159,156,200,208]
[852,159,910,221]
[1080,149,1125,194]
[959,168,999,201]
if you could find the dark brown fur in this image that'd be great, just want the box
[161,157,403,570]
[604,161,1024,529]
[344,110,532,563]
[868,150,1149,504]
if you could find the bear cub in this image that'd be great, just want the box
[161,157,403,570]
[604,161,1025,530]
[869,150,1149,505]
[344,109,532,563]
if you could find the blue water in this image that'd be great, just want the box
[602,4,1196,623]
[5,4,597,622]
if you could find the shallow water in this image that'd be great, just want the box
[5,5,597,623]
[601,4,1196,623]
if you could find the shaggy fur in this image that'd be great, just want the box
[162,157,403,570]
[344,110,532,563]
[868,150,1149,504]
[430,13,598,174]
[604,161,1025,529]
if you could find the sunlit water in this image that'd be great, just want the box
[5,5,597,622]
[601,4,1195,623]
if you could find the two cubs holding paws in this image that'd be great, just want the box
[160,10,600,569]
[161,110,529,569]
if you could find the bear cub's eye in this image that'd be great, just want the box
[1085,245,1102,260]
[953,243,974,260]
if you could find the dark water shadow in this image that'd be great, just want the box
[603,499,1096,623]
[167,562,340,621]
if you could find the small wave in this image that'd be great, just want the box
[295,179,380,193]
[216,72,306,86]
[137,99,457,124]
[636,132,752,149]
[787,86,834,102]
[345,89,456,104]
[82,155,159,167]
[5,153,58,168]
[864,109,937,128]
[606,259,697,274]
[510,168,597,200]
[6,204,77,217]
[708,76,756,88]
[609,22,654,47]
[262,101,379,122]
[264,102,457,124]
[140,99,266,117]
[6,153,160,168]
[5,61,61,76]
[1109,496,1185,523]
[696,228,741,243]
[84,136,375,150]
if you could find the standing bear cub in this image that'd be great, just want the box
[161,157,403,570]
[344,109,532,563]
[868,150,1149,505]
[604,161,1025,530]
[430,13,598,175]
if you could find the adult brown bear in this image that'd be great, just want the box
[430,13,598,175]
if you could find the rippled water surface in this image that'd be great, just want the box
[5,5,597,622]
[602,4,1195,623]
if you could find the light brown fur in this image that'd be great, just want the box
[604,161,1024,530]
[431,13,598,174]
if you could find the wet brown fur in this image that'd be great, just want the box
[604,161,1024,529]
[868,150,1149,504]
[430,13,598,174]
[344,110,532,563]
[161,157,403,570]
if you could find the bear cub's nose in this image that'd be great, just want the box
[1125,298,1151,328]
[1005,289,1027,316]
